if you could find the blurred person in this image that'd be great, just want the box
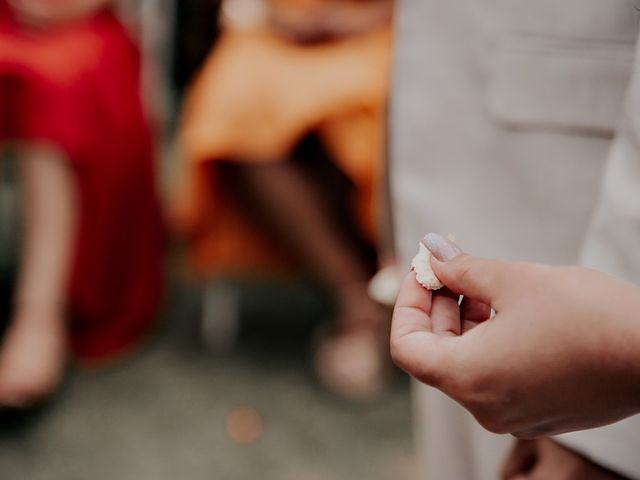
[0,0,164,408]
[174,0,394,401]
[389,0,640,479]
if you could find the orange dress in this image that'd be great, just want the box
[175,21,391,277]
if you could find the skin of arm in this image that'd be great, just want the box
[390,233,640,438]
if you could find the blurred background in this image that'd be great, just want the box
[0,0,414,478]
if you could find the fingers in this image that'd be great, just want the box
[393,272,433,335]
[423,233,494,330]
[460,297,491,333]
[391,273,434,366]
[430,253,508,307]
[391,272,452,385]
[423,233,508,306]
[501,440,537,480]
[394,270,462,336]
[431,288,461,336]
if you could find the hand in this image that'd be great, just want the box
[8,0,111,27]
[390,233,640,438]
[501,439,628,480]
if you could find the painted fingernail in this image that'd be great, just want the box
[422,233,462,262]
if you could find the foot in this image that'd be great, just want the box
[314,289,392,403]
[368,263,403,307]
[0,306,67,408]
[314,328,391,403]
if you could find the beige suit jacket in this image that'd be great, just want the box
[391,0,640,478]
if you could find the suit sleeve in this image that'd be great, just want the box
[554,31,640,480]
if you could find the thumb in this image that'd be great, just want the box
[423,233,508,306]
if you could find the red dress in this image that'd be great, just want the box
[0,2,164,363]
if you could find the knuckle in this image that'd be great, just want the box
[450,254,476,284]
[452,253,475,270]
[451,255,501,295]
[458,263,474,286]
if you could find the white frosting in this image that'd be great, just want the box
[411,243,444,290]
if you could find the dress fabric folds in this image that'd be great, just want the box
[0,2,164,362]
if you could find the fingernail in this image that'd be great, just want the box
[422,233,462,262]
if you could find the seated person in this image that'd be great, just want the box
[0,0,164,408]
[174,0,394,401]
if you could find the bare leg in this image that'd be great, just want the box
[235,161,390,400]
[0,144,75,407]
[237,162,378,325]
